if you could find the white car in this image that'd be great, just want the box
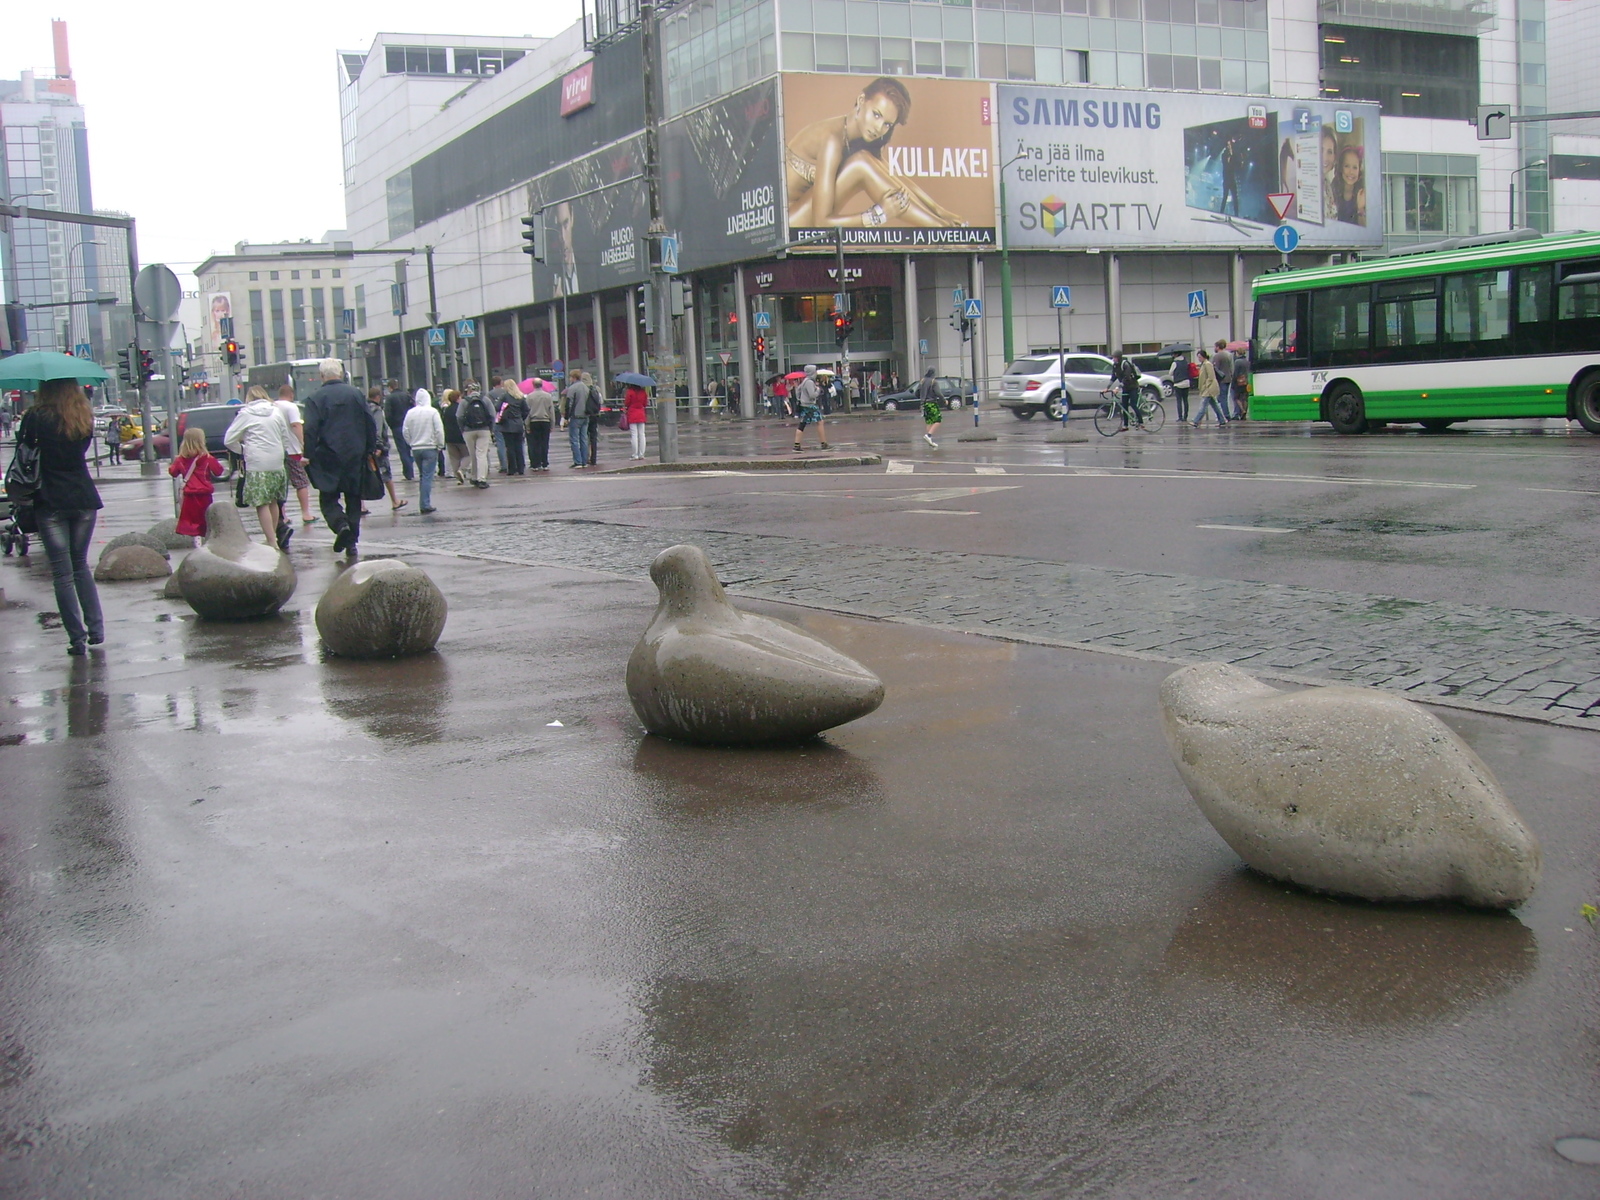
[997,353,1166,420]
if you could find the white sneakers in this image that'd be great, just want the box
[924,433,938,447]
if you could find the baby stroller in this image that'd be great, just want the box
[0,496,29,557]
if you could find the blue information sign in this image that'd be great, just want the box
[1050,286,1072,309]
[1187,290,1208,318]
[1273,224,1301,254]
[963,298,984,319]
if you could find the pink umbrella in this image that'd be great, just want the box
[521,378,538,394]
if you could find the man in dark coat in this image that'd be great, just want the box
[383,378,416,481]
[302,359,377,555]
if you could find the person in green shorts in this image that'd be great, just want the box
[917,367,942,448]
[224,385,294,549]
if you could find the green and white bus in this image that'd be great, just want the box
[1251,229,1600,434]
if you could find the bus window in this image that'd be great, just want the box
[1442,270,1510,352]
[1551,258,1600,353]
[1373,278,1439,361]
[1514,263,1553,356]
[1253,292,1305,366]
[1310,286,1371,368]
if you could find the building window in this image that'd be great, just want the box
[332,269,341,278]
[385,45,449,75]
[291,270,301,281]
[249,290,266,369]
[311,269,321,280]
[1320,24,1477,120]
[1382,153,1478,243]
[386,168,415,241]
[248,271,258,282]
[454,48,525,75]
[269,289,287,362]
[355,284,367,330]
[269,271,280,281]
[291,288,306,356]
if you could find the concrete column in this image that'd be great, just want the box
[512,310,524,381]
[476,319,490,387]
[591,292,607,396]
[682,275,701,422]
[1229,253,1248,344]
[904,256,920,382]
[1103,252,1122,355]
[734,264,756,419]
[446,326,459,392]
[627,289,641,373]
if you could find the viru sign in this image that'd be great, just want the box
[560,62,594,117]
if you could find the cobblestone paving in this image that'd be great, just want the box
[380,518,1600,730]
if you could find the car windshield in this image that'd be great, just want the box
[1005,358,1059,375]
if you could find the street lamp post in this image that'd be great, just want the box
[66,238,103,354]
[997,149,1029,367]
[1510,158,1546,231]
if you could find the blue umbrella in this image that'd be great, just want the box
[615,371,656,388]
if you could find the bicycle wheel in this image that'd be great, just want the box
[1141,397,1166,432]
[1093,403,1125,437]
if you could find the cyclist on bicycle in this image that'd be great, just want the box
[1111,353,1143,431]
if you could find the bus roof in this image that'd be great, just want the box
[1252,230,1600,297]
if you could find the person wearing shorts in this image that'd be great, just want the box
[792,365,829,451]
[274,384,315,529]
[917,367,941,448]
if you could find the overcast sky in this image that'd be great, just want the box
[1,0,583,282]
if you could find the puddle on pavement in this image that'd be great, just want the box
[631,735,886,816]
[318,652,452,745]
[1158,868,1537,1027]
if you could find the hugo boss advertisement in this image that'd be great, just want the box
[526,135,651,300]
[999,85,1381,250]
[780,73,997,250]
[660,79,785,273]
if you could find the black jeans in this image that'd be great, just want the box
[526,421,551,469]
[36,508,103,645]
[586,416,600,466]
[389,423,415,479]
[319,489,364,542]
[501,429,527,474]
[1173,386,1190,422]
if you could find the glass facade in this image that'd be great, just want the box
[774,0,1269,92]
[1319,24,1478,120]
[662,0,779,117]
[1517,0,1548,232]
[1382,153,1478,246]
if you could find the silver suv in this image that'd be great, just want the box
[997,353,1165,420]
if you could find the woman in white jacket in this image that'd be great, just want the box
[400,388,447,514]
[224,385,294,547]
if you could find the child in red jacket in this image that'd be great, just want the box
[168,428,226,538]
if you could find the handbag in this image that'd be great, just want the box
[359,452,386,501]
[234,468,249,507]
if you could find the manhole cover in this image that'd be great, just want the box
[1554,1136,1600,1165]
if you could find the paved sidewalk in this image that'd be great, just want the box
[373,517,1600,730]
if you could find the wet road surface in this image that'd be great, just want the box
[1,415,1598,1197]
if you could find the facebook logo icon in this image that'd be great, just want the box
[1293,108,1315,133]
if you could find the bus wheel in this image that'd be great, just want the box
[1419,419,1454,432]
[1327,384,1368,435]
[1574,374,1600,433]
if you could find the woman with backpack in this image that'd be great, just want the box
[1168,352,1192,423]
[497,378,530,475]
[458,381,497,488]
[14,379,104,655]
[439,389,468,483]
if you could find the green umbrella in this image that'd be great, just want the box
[0,350,112,389]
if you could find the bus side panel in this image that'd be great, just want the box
[1246,370,1319,421]
[1353,356,1595,421]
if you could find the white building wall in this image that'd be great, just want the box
[1551,133,1600,231]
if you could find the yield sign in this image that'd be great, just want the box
[1267,193,1295,220]
[718,351,733,365]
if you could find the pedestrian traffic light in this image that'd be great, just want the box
[754,335,766,358]
[222,338,239,366]
[116,345,134,387]
[638,281,655,335]
[521,210,546,261]
[138,348,156,384]
[833,312,853,345]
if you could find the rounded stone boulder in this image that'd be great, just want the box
[626,544,885,746]
[1159,662,1541,908]
[147,518,198,550]
[315,558,447,658]
[175,503,296,620]
[93,544,171,581]
[100,530,171,561]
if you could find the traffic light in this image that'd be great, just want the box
[833,312,853,346]
[754,335,766,358]
[638,281,655,335]
[521,211,546,261]
[138,348,156,384]
[116,345,134,387]
[223,339,240,366]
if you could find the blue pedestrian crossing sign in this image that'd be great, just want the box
[660,235,679,274]
[74,342,92,358]
[963,297,984,319]
[752,310,772,329]
[427,327,447,346]
[1272,224,1301,254]
[1187,289,1208,318]
[456,318,477,338]
[1051,285,1072,309]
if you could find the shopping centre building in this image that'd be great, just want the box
[314,0,1597,411]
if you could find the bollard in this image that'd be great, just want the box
[656,395,679,464]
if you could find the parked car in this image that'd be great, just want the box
[996,353,1166,420]
[172,404,244,477]
[872,376,973,411]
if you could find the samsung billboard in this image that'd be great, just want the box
[999,86,1382,250]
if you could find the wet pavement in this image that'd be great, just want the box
[2,417,1599,1197]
